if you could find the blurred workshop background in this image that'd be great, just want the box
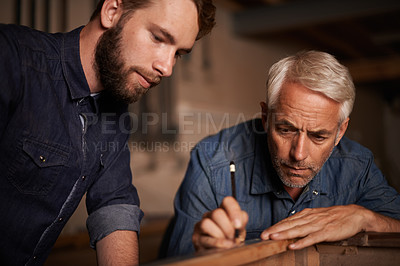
[1,0,400,264]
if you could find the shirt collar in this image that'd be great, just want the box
[250,120,282,195]
[61,26,91,100]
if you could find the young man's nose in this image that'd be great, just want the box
[153,51,175,77]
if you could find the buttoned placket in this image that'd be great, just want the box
[289,185,322,217]
[27,98,94,265]
[78,98,89,160]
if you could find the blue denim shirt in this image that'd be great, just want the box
[0,24,143,265]
[164,119,400,257]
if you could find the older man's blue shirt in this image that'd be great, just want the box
[164,119,400,257]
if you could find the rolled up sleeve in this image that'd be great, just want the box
[84,120,144,248]
[87,204,144,248]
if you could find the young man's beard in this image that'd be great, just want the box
[94,22,159,104]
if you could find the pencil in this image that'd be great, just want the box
[230,161,240,241]
[230,161,236,199]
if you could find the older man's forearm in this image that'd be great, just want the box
[364,208,400,232]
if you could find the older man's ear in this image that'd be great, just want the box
[335,118,349,146]
[260,102,269,130]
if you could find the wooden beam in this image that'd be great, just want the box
[233,0,400,36]
[300,26,365,59]
[344,57,400,83]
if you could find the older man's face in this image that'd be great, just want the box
[262,82,348,188]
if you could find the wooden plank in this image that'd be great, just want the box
[343,232,400,247]
[159,239,295,266]
[154,233,400,265]
[318,246,400,266]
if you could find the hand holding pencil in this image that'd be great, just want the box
[192,162,248,252]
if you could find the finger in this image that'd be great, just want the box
[266,224,315,241]
[210,208,237,240]
[198,217,227,239]
[262,209,349,242]
[200,207,237,239]
[261,219,302,240]
[261,209,322,240]
[288,231,328,250]
[221,196,245,229]
[193,218,235,251]
[264,213,331,241]
[237,211,249,242]
[196,235,235,250]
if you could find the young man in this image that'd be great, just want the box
[0,0,215,265]
[163,51,400,257]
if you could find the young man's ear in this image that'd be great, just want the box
[100,0,123,29]
[335,117,349,146]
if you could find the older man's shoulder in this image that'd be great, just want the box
[333,136,374,161]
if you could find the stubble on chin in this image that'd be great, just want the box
[271,157,314,188]
[270,149,333,188]
[120,76,148,104]
[278,166,315,188]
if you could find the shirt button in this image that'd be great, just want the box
[312,190,319,195]
[39,156,46,163]
[82,175,86,180]
[291,210,296,215]
[59,217,63,222]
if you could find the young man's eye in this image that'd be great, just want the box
[152,34,163,42]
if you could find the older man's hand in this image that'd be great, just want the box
[192,196,248,251]
[260,204,371,249]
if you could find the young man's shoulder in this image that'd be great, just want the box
[1,24,44,41]
[0,24,61,55]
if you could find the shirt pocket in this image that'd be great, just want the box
[7,138,70,196]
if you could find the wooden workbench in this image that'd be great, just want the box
[153,232,400,265]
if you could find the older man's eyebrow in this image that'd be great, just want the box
[275,119,296,127]
[308,129,333,136]
[276,119,334,136]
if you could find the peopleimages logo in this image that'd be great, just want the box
[94,140,198,153]
[84,111,265,135]
[84,110,330,153]
[91,139,237,153]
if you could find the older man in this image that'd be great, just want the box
[0,0,215,265]
[163,50,400,257]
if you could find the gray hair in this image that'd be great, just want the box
[266,50,356,124]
